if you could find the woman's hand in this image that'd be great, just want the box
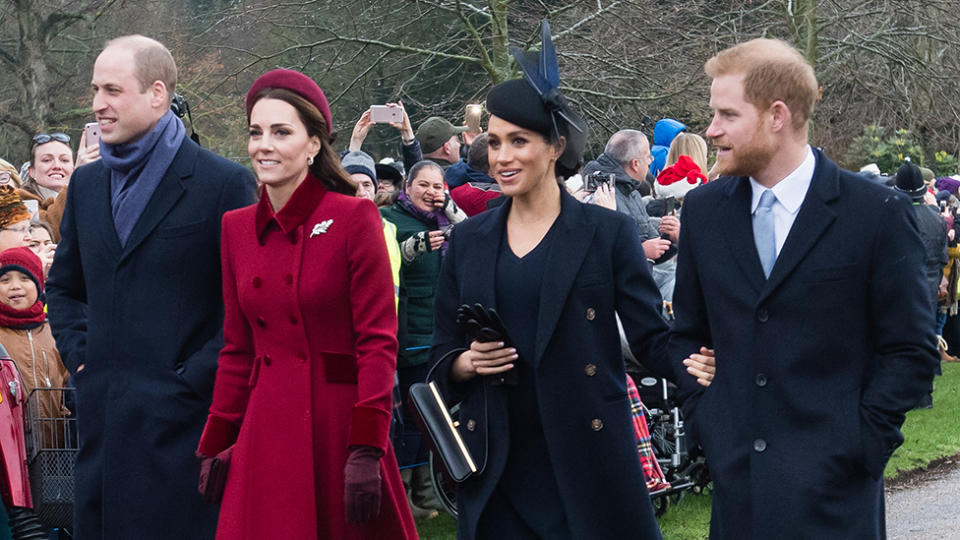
[387,101,415,144]
[349,110,374,152]
[75,130,101,168]
[451,340,518,382]
[38,243,56,278]
[427,230,445,251]
[683,347,715,387]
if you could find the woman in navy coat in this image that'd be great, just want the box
[430,24,679,540]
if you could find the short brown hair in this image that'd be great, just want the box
[705,38,818,130]
[105,35,177,104]
[249,88,356,196]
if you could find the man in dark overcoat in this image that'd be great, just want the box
[46,35,255,539]
[670,39,939,539]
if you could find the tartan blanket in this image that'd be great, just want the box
[626,374,670,491]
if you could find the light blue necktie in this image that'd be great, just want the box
[753,189,777,278]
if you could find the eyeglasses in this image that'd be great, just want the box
[32,133,70,146]
[0,224,30,236]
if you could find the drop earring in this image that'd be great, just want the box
[308,155,314,165]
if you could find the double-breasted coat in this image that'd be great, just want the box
[431,191,673,540]
[46,138,256,539]
[669,149,939,539]
[197,175,417,540]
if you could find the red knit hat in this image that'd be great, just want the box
[655,155,707,199]
[245,69,332,137]
[0,247,43,294]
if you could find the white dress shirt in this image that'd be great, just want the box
[749,146,816,256]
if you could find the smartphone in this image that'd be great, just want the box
[465,103,483,133]
[584,172,614,193]
[664,197,677,215]
[369,105,403,124]
[84,122,101,147]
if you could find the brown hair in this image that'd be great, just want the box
[249,88,356,196]
[704,38,818,131]
[666,133,709,172]
[104,35,177,105]
[29,220,55,240]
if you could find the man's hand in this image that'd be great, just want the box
[349,110,374,152]
[38,243,56,279]
[591,183,617,210]
[643,238,671,260]
[659,215,680,242]
[683,347,716,387]
[387,101,415,143]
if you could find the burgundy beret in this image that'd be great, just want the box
[245,69,332,137]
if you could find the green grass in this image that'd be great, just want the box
[884,362,960,477]
[417,363,960,539]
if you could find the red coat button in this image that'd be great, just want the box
[285,274,294,286]
[289,315,299,325]
[256,316,266,327]
[253,277,262,288]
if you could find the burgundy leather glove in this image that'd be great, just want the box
[344,446,383,524]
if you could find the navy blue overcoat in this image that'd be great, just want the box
[669,149,939,539]
[431,191,673,540]
[46,138,255,539]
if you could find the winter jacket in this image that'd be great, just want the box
[582,153,661,243]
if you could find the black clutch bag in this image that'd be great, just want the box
[409,380,478,483]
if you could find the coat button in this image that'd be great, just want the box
[591,418,603,431]
[285,274,293,286]
[584,364,597,377]
[755,373,768,387]
[757,308,769,323]
[253,277,262,288]
[289,315,299,325]
[585,308,596,321]
[753,438,767,452]
[256,316,266,327]
[466,419,477,431]
[263,354,272,366]
[296,352,306,364]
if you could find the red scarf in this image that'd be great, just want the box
[0,299,45,329]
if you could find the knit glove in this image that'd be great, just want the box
[399,231,432,263]
[344,446,383,524]
[443,195,468,224]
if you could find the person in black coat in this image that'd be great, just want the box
[429,22,703,540]
[46,36,255,539]
[670,38,938,539]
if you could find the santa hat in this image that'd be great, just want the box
[655,155,707,199]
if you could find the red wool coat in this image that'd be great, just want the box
[197,175,417,540]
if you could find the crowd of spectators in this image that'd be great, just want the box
[0,28,951,540]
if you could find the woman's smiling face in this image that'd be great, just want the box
[486,115,559,197]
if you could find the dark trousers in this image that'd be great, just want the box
[396,362,431,467]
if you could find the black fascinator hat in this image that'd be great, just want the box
[486,20,587,178]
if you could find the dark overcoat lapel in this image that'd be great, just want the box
[119,142,194,262]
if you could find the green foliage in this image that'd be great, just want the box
[933,150,959,178]
[845,125,925,175]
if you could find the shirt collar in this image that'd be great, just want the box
[255,173,328,244]
[749,145,816,214]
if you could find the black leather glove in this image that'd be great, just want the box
[457,303,519,385]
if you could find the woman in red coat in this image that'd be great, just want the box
[197,69,417,540]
